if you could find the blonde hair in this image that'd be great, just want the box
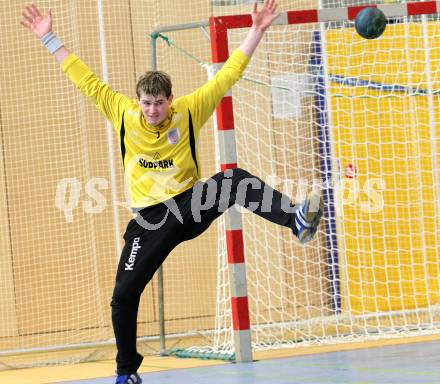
[136,71,172,98]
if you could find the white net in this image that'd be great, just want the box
[1,1,116,367]
[0,0,217,368]
[194,2,440,359]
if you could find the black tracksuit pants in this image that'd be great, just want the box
[111,168,298,374]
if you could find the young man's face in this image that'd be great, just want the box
[138,92,173,127]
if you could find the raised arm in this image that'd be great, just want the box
[21,4,129,128]
[21,4,69,64]
[239,0,279,58]
[184,0,280,132]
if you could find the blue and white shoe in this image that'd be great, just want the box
[294,192,324,244]
[115,373,142,384]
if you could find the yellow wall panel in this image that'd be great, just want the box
[327,23,440,314]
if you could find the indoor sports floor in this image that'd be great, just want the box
[1,336,439,384]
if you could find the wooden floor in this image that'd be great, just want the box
[1,335,439,384]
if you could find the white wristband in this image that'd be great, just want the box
[41,32,64,54]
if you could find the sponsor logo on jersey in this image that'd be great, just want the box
[137,152,175,170]
[125,237,141,271]
[167,128,180,145]
[138,158,174,169]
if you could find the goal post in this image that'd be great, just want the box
[210,13,253,363]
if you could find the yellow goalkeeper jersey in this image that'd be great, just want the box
[61,49,250,209]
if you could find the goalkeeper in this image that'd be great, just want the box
[21,1,323,383]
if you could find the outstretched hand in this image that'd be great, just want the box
[21,4,52,38]
[251,0,279,32]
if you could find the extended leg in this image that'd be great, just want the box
[186,168,323,243]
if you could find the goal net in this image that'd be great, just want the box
[0,0,217,368]
[178,1,440,359]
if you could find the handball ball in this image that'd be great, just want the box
[355,7,387,39]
